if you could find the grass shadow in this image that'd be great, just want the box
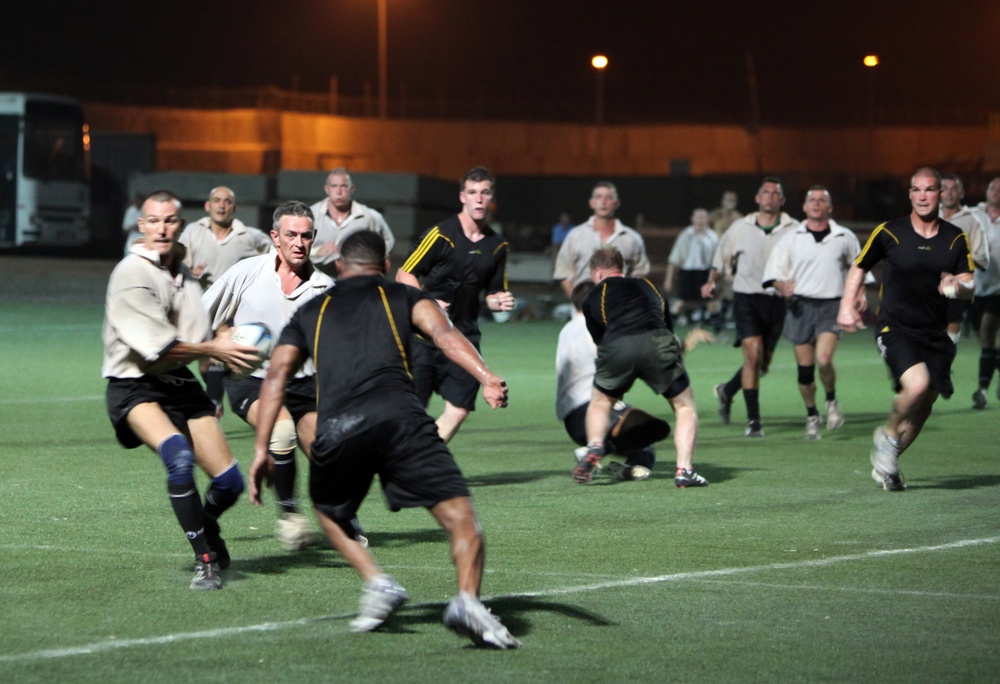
[383,595,614,640]
[466,469,568,487]
[910,473,1000,490]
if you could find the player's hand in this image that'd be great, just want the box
[700,281,716,299]
[854,289,868,313]
[210,329,263,372]
[483,378,508,409]
[777,279,796,299]
[435,299,451,312]
[248,448,274,506]
[683,326,715,352]
[487,291,515,312]
[837,307,864,333]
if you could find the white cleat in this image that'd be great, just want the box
[825,399,845,429]
[276,512,316,551]
[443,593,521,649]
[350,575,409,632]
[805,415,822,440]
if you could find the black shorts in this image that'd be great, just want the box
[225,375,317,424]
[783,298,841,346]
[971,294,1000,320]
[946,297,971,325]
[594,329,688,398]
[678,269,710,302]
[105,368,214,449]
[563,401,670,454]
[309,392,470,519]
[410,337,478,411]
[875,329,956,399]
[733,292,786,350]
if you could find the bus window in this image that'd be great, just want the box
[23,101,86,183]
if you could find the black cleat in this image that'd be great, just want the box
[190,552,222,590]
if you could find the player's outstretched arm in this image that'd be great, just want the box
[146,331,260,375]
[249,344,302,505]
[412,299,508,409]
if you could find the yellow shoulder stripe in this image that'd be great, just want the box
[378,285,410,377]
[401,227,453,272]
[313,295,332,403]
[856,223,896,265]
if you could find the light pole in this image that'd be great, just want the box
[378,0,388,119]
[591,55,608,125]
[864,54,878,172]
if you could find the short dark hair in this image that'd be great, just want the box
[460,166,495,190]
[941,173,962,188]
[588,246,624,273]
[340,230,386,265]
[592,181,618,197]
[571,281,594,311]
[272,200,314,231]
[759,176,784,195]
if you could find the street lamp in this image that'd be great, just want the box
[863,55,879,171]
[378,0,388,118]
[591,55,608,125]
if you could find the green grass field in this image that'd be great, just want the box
[2,259,999,683]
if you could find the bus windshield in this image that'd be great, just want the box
[22,100,86,182]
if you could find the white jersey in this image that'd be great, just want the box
[309,199,395,265]
[178,217,272,287]
[201,253,334,378]
[553,217,651,288]
[102,245,210,379]
[972,207,1000,296]
[555,311,596,421]
[762,220,861,299]
[713,212,798,295]
[668,225,718,271]
[941,205,989,272]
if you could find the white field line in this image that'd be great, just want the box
[0,395,103,405]
[684,578,1000,601]
[0,535,996,664]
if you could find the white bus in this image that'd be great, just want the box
[0,92,90,248]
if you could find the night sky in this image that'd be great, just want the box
[4,1,997,125]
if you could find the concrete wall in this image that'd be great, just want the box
[85,103,990,180]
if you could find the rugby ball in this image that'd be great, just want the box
[229,322,273,376]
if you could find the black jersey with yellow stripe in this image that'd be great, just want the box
[856,215,972,333]
[398,215,508,340]
[278,275,430,421]
[582,276,672,345]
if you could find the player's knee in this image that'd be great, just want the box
[797,364,816,387]
[157,434,195,486]
[211,462,245,498]
[269,418,298,456]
